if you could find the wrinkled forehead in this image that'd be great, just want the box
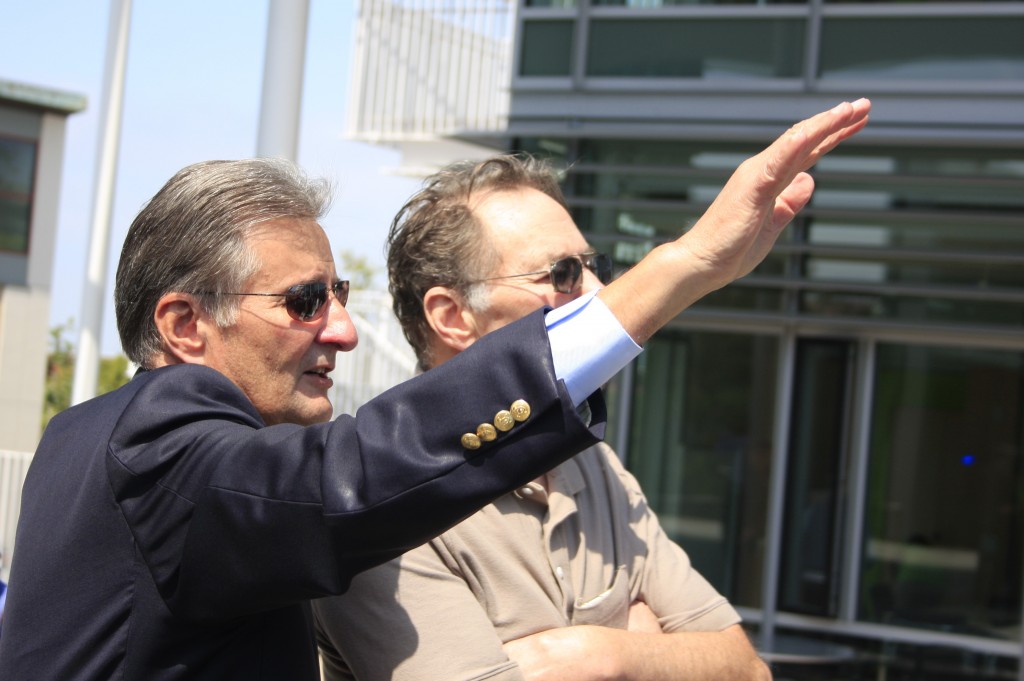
[471,188,590,274]
[243,218,337,283]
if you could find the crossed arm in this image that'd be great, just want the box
[503,607,770,681]
[314,447,772,681]
[316,537,770,681]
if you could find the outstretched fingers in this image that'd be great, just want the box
[808,99,871,162]
[760,99,872,196]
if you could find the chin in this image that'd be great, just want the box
[303,401,335,425]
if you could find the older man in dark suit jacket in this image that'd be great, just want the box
[0,100,869,680]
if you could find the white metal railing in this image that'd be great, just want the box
[331,289,418,417]
[0,449,32,582]
[349,0,515,141]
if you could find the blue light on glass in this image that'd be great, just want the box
[961,454,976,466]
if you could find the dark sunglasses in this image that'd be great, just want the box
[478,252,613,294]
[209,280,350,322]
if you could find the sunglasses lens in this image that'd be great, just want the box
[551,256,584,294]
[333,280,350,307]
[590,253,613,285]
[285,283,328,321]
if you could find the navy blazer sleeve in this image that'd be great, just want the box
[102,309,605,618]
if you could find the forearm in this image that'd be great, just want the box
[606,625,770,681]
[505,624,770,681]
[597,240,711,347]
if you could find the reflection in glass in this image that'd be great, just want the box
[860,344,1024,639]
[520,21,574,76]
[693,280,787,313]
[779,340,851,616]
[800,291,1024,329]
[0,137,37,254]
[628,330,778,606]
[0,198,33,252]
[587,18,805,78]
[804,253,1024,291]
[807,219,1024,254]
[595,0,805,5]
[0,138,36,194]
[820,17,1024,81]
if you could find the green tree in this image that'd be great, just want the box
[99,354,132,394]
[42,322,132,431]
[338,250,381,290]
[42,321,75,429]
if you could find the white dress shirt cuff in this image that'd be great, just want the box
[545,291,642,406]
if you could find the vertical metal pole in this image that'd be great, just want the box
[613,360,635,464]
[759,329,797,652]
[256,0,310,160]
[71,0,133,406]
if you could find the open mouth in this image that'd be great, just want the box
[304,367,333,385]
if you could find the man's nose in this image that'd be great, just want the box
[318,297,359,351]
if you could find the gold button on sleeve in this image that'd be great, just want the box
[510,399,531,422]
[477,423,498,442]
[461,433,482,450]
[494,410,515,432]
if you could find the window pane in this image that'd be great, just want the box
[800,291,1024,328]
[0,137,37,254]
[581,139,759,167]
[587,18,805,78]
[820,17,1024,81]
[693,283,788,313]
[595,0,806,5]
[520,21,574,76]
[0,138,36,194]
[779,340,851,616]
[808,218,1024,255]
[0,197,32,252]
[860,344,1024,639]
[628,330,778,606]
[826,0,1020,3]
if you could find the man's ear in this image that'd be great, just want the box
[422,286,481,356]
[152,293,210,365]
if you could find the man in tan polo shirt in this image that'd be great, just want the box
[314,153,773,681]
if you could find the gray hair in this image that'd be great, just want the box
[115,158,332,368]
[386,153,567,370]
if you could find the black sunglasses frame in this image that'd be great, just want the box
[477,252,613,294]
[205,280,350,322]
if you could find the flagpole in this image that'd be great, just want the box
[71,0,133,405]
[256,0,310,161]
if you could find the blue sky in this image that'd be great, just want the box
[1,0,422,355]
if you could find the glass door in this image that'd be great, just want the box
[859,344,1024,641]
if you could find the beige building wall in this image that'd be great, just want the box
[0,109,71,451]
[0,287,51,451]
[0,87,82,453]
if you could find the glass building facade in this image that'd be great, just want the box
[511,1,1024,677]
